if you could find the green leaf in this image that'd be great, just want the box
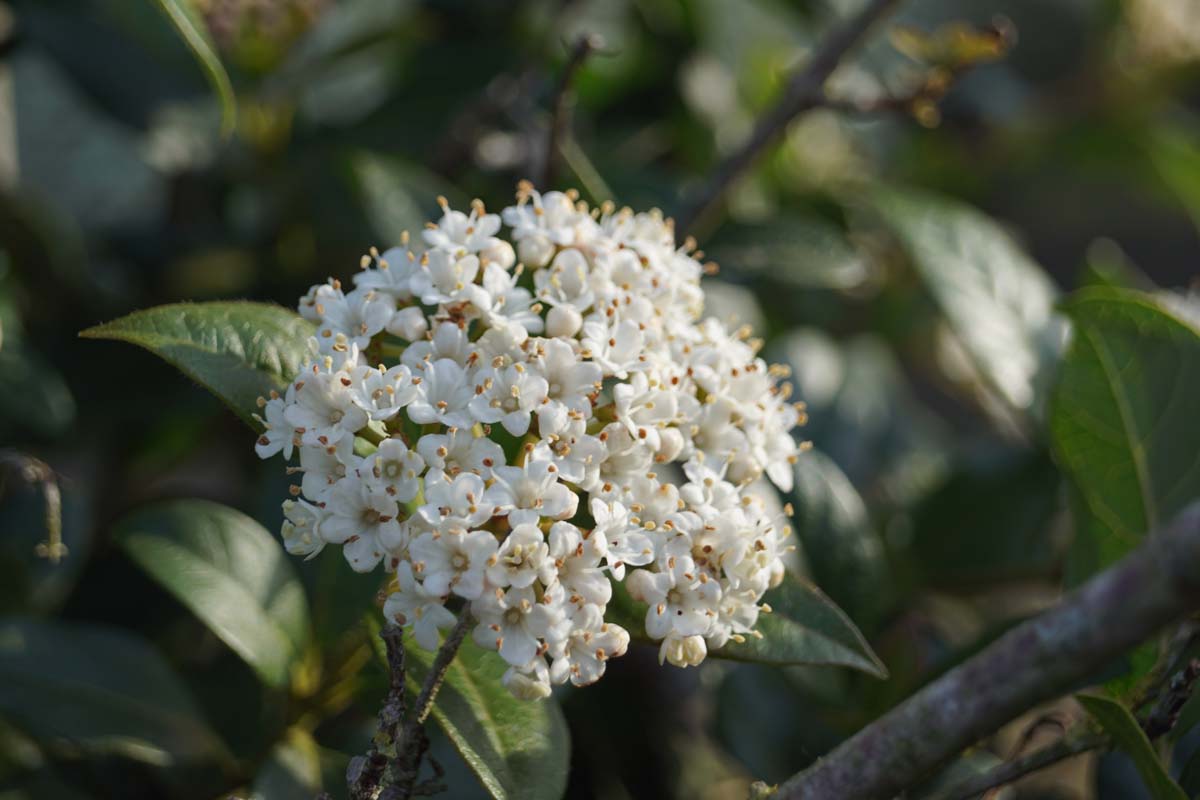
[80,302,315,427]
[789,448,894,631]
[710,217,870,290]
[870,185,1063,420]
[151,0,237,136]
[251,727,323,799]
[1050,288,1200,584]
[0,618,233,770]
[610,575,887,677]
[350,152,466,247]
[114,499,311,690]
[369,621,570,800]
[1077,693,1187,800]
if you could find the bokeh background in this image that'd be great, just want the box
[2,0,1199,798]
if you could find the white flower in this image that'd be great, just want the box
[410,528,497,599]
[549,605,629,686]
[258,185,808,696]
[362,439,425,502]
[472,585,567,666]
[352,363,420,422]
[285,364,369,445]
[418,470,497,530]
[322,479,405,572]
[486,458,578,527]
[407,358,475,429]
[486,523,549,589]
[469,362,548,436]
[416,427,503,479]
[281,498,324,558]
[424,198,502,253]
[581,319,645,379]
[384,562,456,650]
[254,388,298,460]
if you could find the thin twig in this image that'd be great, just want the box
[673,0,904,236]
[388,612,474,799]
[935,655,1200,800]
[348,623,407,800]
[931,730,1106,800]
[541,34,604,189]
[0,450,67,564]
[774,501,1200,800]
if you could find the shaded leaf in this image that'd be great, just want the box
[789,450,892,631]
[911,447,1063,586]
[80,302,314,427]
[610,575,887,677]
[870,185,1063,420]
[151,0,237,135]
[350,152,466,248]
[369,620,570,800]
[1077,693,1187,800]
[0,618,233,770]
[114,500,311,690]
[709,217,870,290]
[1051,288,1200,584]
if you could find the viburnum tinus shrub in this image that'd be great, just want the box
[255,183,805,698]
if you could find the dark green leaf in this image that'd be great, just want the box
[81,302,314,427]
[252,727,323,799]
[870,185,1063,420]
[1051,288,1200,584]
[1077,693,1187,800]
[369,620,570,800]
[610,575,887,677]
[114,499,311,690]
[151,0,236,135]
[0,618,233,770]
[789,450,893,632]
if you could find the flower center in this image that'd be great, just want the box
[451,553,468,569]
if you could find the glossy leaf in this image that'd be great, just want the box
[369,621,570,800]
[0,618,233,769]
[1077,693,1187,800]
[114,499,311,690]
[81,302,314,427]
[709,217,869,290]
[789,450,893,631]
[152,0,237,135]
[871,186,1063,419]
[1051,289,1200,583]
[611,575,887,677]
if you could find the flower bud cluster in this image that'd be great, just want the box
[257,183,805,698]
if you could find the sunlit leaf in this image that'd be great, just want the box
[368,620,570,800]
[1051,288,1200,584]
[870,186,1064,423]
[114,500,311,690]
[151,0,237,135]
[0,618,233,771]
[1077,693,1187,800]
[81,302,315,427]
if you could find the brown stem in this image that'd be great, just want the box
[388,612,474,799]
[348,623,407,800]
[775,501,1200,800]
[931,730,1106,800]
[541,34,604,189]
[673,0,904,236]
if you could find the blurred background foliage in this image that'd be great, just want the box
[1,0,1199,798]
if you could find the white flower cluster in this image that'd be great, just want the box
[256,184,805,699]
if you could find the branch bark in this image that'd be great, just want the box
[775,501,1200,800]
[673,0,903,236]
